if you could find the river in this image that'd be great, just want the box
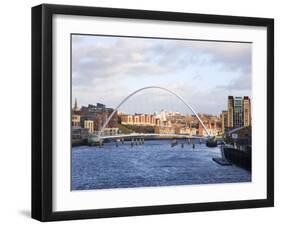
[71,139,251,190]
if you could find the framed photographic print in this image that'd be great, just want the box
[32,4,274,221]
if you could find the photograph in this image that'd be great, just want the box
[31,3,274,221]
[71,34,252,191]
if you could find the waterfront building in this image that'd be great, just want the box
[103,128,119,136]
[77,102,118,131]
[155,126,175,134]
[226,96,251,129]
[72,114,80,127]
[233,97,244,128]
[190,127,198,136]
[198,120,220,136]
[175,127,191,135]
[83,120,94,133]
[221,110,228,134]
[224,126,252,151]
[151,115,156,125]
[119,110,223,137]
[133,115,140,125]
[243,96,251,127]
[72,126,89,140]
[145,114,151,125]
[227,96,234,128]
[155,118,161,126]
[140,114,145,124]
[120,113,157,126]
[120,114,133,124]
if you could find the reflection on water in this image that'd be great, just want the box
[71,140,251,190]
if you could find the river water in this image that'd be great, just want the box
[71,139,251,190]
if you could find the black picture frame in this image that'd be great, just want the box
[32,4,274,222]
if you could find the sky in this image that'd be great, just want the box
[72,34,252,115]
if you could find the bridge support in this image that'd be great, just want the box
[171,139,178,147]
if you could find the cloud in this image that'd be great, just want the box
[72,36,251,86]
[174,41,252,73]
[72,35,252,114]
[216,73,251,91]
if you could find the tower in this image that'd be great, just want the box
[73,98,80,111]
[221,110,228,133]
[243,96,251,126]
[233,97,243,128]
[227,96,251,129]
[227,96,234,128]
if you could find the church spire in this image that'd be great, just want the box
[73,98,79,111]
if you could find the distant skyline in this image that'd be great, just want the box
[72,34,252,115]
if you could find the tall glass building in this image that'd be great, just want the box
[233,97,244,128]
[227,96,251,129]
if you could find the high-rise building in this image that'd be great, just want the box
[221,110,228,133]
[233,97,244,128]
[243,96,251,127]
[227,96,234,128]
[226,96,251,129]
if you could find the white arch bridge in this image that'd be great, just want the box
[89,86,214,144]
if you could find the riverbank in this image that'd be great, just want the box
[72,137,206,147]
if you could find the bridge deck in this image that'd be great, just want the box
[97,133,208,139]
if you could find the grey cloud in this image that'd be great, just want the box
[72,35,252,114]
[172,40,252,73]
[216,73,251,91]
[72,36,252,88]
[72,37,178,89]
